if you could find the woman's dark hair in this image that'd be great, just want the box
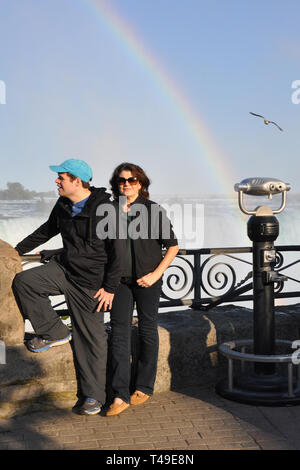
[109,162,150,200]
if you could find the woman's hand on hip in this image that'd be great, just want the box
[136,272,160,288]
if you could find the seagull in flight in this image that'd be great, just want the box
[249,112,283,131]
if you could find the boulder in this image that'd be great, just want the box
[0,240,23,346]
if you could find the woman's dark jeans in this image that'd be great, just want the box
[109,279,162,404]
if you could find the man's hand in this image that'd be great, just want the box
[93,288,114,312]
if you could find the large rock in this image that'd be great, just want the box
[0,341,77,418]
[0,240,23,346]
[155,305,300,391]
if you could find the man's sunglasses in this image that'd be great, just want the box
[118,177,138,186]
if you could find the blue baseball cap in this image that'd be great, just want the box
[49,159,93,182]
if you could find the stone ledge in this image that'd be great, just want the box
[156,304,300,391]
[1,304,300,418]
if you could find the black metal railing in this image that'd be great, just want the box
[21,245,300,314]
[159,245,300,310]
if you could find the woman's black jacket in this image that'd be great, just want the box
[112,195,178,279]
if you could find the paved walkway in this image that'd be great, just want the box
[1,384,300,451]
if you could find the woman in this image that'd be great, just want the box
[106,163,179,416]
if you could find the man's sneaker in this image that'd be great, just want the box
[72,397,85,414]
[26,333,72,353]
[78,397,101,415]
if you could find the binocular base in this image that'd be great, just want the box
[216,373,300,406]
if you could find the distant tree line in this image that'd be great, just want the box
[0,182,56,200]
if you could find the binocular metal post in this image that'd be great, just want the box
[216,178,300,405]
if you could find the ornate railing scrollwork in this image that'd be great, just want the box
[273,249,285,294]
[22,245,300,312]
[200,257,237,298]
[275,251,284,270]
[160,246,300,310]
[161,255,194,301]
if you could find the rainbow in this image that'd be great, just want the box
[83,0,238,195]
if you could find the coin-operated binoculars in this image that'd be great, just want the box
[216,178,300,405]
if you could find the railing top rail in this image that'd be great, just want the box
[178,245,300,255]
[21,254,42,261]
[178,247,252,255]
[20,244,300,262]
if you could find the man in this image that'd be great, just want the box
[12,158,124,415]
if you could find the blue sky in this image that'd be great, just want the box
[1,0,300,196]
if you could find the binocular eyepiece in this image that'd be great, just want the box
[234,177,291,215]
[234,177,291,197]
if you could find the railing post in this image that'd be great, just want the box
[193,252,202,305]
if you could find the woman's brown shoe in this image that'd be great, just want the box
[130,391,150,405]
[106,401,130,416]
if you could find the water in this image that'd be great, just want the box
[1,194,300,331]
[0,198,62,250]
[2,193,300,249]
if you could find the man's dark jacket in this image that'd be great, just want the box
[15,187,125,293]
